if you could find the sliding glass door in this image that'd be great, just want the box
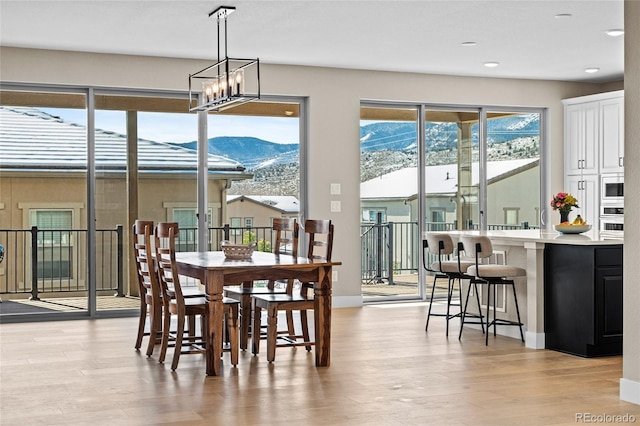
[360,102,544,303]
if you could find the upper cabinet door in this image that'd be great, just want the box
[582,103,599,175]
[600,97,625,174]
[565,102,599,176]
[565,104,584,176]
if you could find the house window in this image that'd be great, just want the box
[230,217,242,236]
[431,208,445,223]
[244,218,253,228]
[30,210,73,279]
[504,208,520,225]
[362,209,386,223]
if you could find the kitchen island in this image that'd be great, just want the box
[441,229,623,355]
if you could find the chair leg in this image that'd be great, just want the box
[187,315,196,338]
[458,282,473,340]
[266,303,279,363]
[159,305,171,363]
[286,311,296,338]
[425,275,438,332]
[252,304,262,355]
[171,312,185,371]
[445,277,455,336]
[485,284,493,346]
[511,282,525,342]
[226,305,239,366]
[145,300,161,357]
[239,294,251,351]
[300,309,312,351]
[474,283,485,334]
[135,299,147,350]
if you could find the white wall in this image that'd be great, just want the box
[622,0,640,405]
[0,46,617,307]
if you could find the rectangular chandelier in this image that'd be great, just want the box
[189,6,260,113]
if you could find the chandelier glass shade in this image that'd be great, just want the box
[189,6,260,112]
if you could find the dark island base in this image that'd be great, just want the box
[544,243,623,357]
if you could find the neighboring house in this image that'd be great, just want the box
[0,106,253,295]
[0,106,253,230]
[225,195,300,231]
[360,158,540,228]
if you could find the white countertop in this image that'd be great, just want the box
[433,229,623,246]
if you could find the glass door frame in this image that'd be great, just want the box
[1,81,308,320]
[361,99,547,302]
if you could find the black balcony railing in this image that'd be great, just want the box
[0,225,280,298]
[0,226,124,300]
[360,219,536,286]
[1,222,538,298]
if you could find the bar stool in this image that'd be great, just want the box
[458,234,526,345]
[423,233,477,336]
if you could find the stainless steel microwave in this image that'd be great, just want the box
[601,175,624,203]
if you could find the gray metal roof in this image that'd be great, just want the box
[0,107,245,173]
[361,158,539,200]
[226,195,300,214]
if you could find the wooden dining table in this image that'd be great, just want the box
[174,250,341,376]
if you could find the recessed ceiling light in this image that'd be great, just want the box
[585,68,600,74]
[461,41,477,47]
[605,29,624,37]
[554,13,572,19]
[484,62,499,68]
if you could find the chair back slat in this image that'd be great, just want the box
[272,218,299,257]
[133,220,158,295]
[304,219,333,262]
[154,222,183,301]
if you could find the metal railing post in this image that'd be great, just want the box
[115,225,125,297]
[387,222,395,285]
[29,226,39,301]
[223,224,230,241]
[375,213,384,283]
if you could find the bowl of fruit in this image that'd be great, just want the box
[554,215,592,234]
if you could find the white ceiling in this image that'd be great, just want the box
[0,0,625,83]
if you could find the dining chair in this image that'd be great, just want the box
[155,222,239,370]
[458,234,526,345]
[132,220,163,356]
[224,217,299,350]
[422,233,479,336]
[251,219,333,363]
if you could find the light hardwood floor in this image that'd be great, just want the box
[1,302,638,426]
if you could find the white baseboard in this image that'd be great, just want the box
[526,331,545,349]
[332,295,363,308]
[461,323,533,344]
[620,378,640,405]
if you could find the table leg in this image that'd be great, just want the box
[205,269,224,376]
[239,280,253,351]
[314,265,332,367]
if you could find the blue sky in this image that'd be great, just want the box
[40,108,299,145]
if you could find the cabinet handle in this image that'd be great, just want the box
[619,157,623,167]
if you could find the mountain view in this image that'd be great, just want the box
[174,114,540,197]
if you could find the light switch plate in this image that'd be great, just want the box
[330,183,341,195]
[331,200,341,212]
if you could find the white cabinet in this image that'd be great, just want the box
[565,102,599,176]
[563,90,624,230]
[566,174,599,227]
[599,96,625,174]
